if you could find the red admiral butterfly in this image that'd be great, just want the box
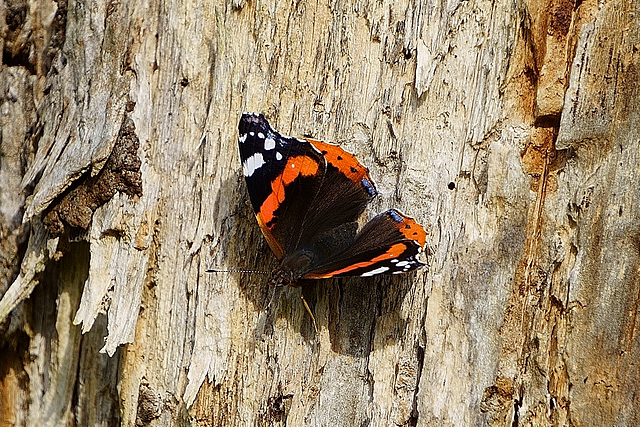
[239,113,427,287]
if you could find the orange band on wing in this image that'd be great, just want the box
[305,242,407,278]
[397,215,427,247]
[256,213,285,259]
[258,155,320,227]
[307,139,371,182]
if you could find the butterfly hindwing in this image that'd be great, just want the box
[304,209,427,278]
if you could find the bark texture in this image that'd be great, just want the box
[0,0,638,425]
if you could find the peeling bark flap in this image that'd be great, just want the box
[43,113,143,235]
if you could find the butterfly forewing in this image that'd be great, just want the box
[238,114,326,259]
[295,139,378,251]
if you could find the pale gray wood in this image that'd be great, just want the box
[1,0,639,426]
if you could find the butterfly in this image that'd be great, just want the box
[238,113,427,287]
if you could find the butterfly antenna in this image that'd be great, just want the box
[206,268,270,274]
[300,292,318,334]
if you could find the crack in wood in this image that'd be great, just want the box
[42,110,142,235]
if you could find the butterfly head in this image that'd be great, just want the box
[268,268,296,287]
[268,250,313,287]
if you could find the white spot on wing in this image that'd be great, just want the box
[276,152,283,161]
[243,152,265,177]
[361,266,389,277]
[239,134,247,144]
[257,132,265,139]
[264,137,276,150]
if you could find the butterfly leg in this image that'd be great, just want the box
[299,292,318,334]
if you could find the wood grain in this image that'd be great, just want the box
[1,0,639,425]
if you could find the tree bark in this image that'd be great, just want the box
[1,0,638,425]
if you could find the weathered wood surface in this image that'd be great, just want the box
[1,0,639,425]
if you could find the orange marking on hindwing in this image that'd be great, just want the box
[304,243,407,278]
[396,215,427,247]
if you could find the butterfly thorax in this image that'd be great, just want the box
[269,250,313,287]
